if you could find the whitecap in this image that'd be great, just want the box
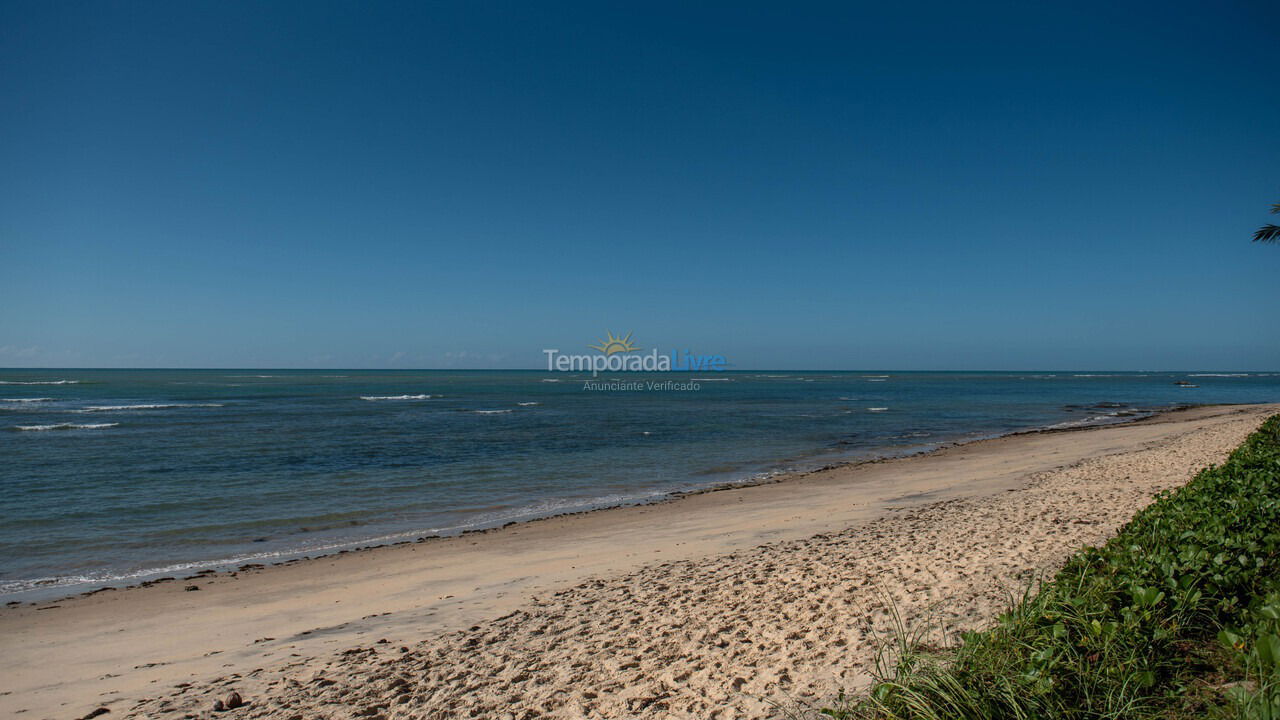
[360,394,433,401]
[79,403,223,412]
[516,402,540,406]
[12,422,119,431]
[0,380,81,385]
[1187,373,1249,377]
[867,407,889,412]
[2,397,54,402]
[472,409,513,414]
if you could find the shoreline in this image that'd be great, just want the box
[3,401,1203,605]
[3,402,1274,719]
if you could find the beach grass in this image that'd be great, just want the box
[825,413,1280,720]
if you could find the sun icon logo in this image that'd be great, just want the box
[589,331,641,355]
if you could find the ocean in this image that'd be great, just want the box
[3,369,1279,600]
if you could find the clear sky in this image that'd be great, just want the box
[2,1,1277,370]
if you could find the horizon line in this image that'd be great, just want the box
[2,367,1277,374]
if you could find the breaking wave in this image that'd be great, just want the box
[78,403,223,412]
[11,422,119,432]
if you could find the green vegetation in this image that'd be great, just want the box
[826,414,1280,720]
[1255,202,1280,244]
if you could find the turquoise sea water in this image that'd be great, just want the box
[2,369,1279,600]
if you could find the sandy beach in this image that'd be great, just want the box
[2,403,1276,720]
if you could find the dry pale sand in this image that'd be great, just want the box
[3,404,1276,720]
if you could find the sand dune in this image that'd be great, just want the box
[2,404,1274,720]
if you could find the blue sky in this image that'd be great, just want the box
[2,1,1277,370]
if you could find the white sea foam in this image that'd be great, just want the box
[473,409,513,414]
[1047,415,1116,429]
[79,403,223,412]
[12,422,119,431]
[1187,373,1249,377]
[862,375,890,378]
[540,378,561,383]
[360,394,433,401]
[0,380,81,385]
[865,378,887,382]
[2,397,54,402]
[867,407,889,412]
[516,402,540,406]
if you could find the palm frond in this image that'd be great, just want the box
[1254,224,1280,243]
[1271,202,1280,215]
